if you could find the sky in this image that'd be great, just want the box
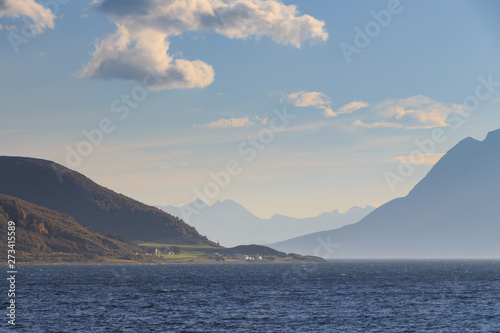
[1,0,500,219]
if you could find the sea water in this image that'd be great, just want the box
[5,260,500,332]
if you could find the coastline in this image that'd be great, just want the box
[11,256,327,265]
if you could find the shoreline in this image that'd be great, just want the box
[9,258,500,266]
[9,257,327,265]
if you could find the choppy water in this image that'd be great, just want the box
[3,260,500,332]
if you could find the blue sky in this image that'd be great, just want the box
[1,0,500,218]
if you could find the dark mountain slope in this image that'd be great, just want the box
[0,156,210,244]
[0,194,138,262]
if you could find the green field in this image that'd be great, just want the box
[138,242,224,260]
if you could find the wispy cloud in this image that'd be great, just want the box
[355,95,465,129]
[394,153,444,165]
[285,91,369,118]
[286,91,330,108]
[79,0,328,91]
[193,115,268,129]
[193,117,254,129]
[338,101,369,114]
[322,108,337,117]
[285,91,336,117]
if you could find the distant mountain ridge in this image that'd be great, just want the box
[0,156,211,244]
[270,129,500,258]
[158,199,375,246]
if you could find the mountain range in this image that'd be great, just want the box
[1,128,498,260]
[0,156,319,263]
[158,200,374,246]
[270,129,500,258]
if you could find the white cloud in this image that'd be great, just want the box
[337,101,369,114]
[285,91,368,118]
[286,91,330,108]
[322,107,336,117]
[194,116,254,129]
[0,0,55,34]
[80,0,328,91]
[355,95,465,129]
[285,91,336,117]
